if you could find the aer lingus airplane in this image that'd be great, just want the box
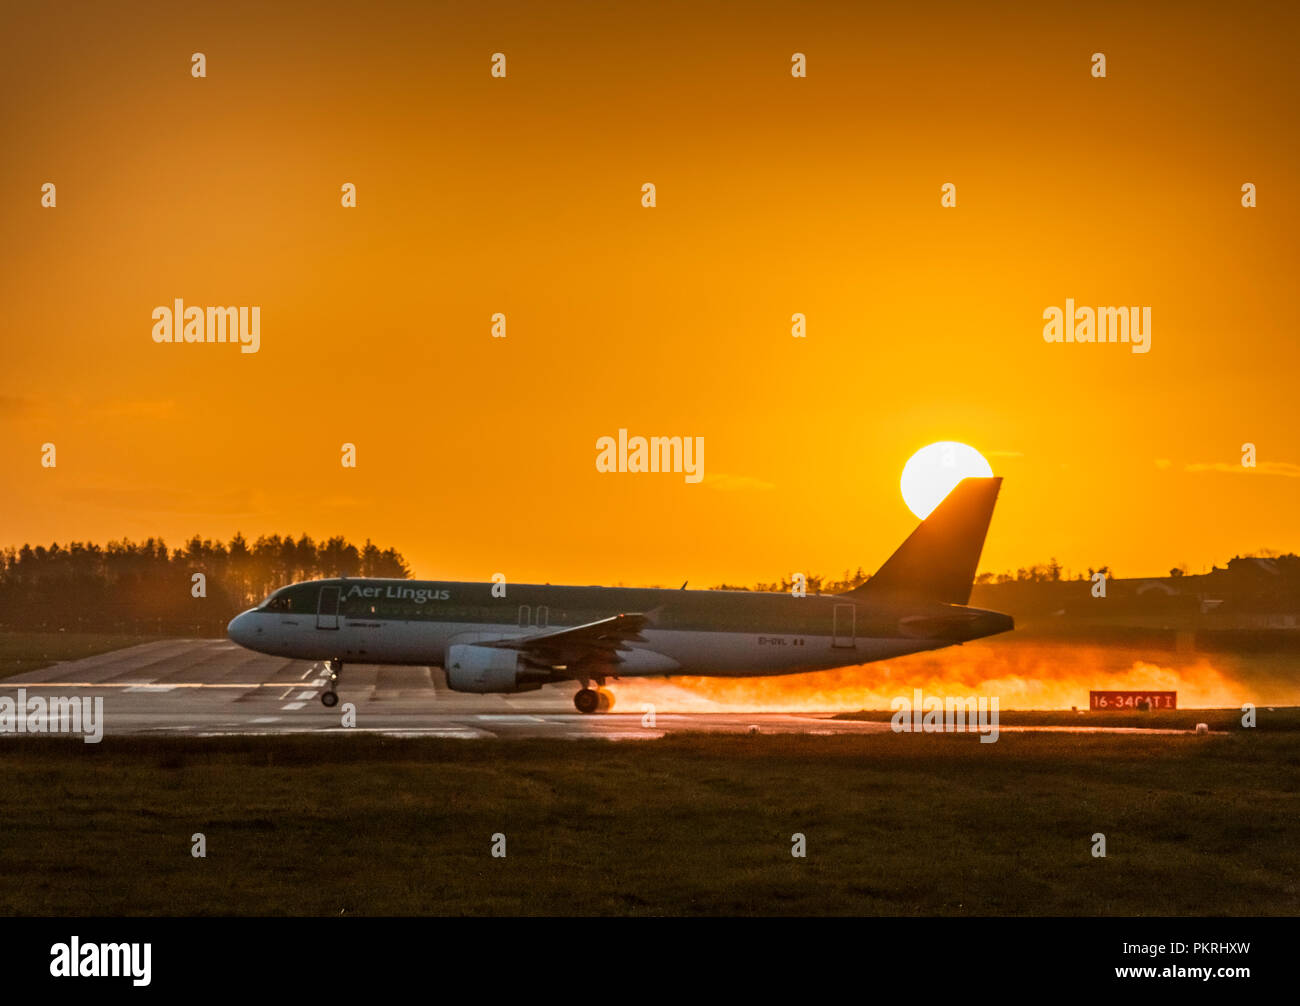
[227,477,1013,713]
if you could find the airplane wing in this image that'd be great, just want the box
[477,612,651,667]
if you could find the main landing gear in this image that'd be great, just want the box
[320,659,342,707]
[573,687,615,714]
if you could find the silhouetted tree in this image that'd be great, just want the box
[0,532,413,635]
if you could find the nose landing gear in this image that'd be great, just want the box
[320,659,343,707]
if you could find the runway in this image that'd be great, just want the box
[0,639,896,739]
[0,639,1224,740]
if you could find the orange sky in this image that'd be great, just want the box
[2,1,1297,586]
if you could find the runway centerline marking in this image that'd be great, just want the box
[0,682,326,689]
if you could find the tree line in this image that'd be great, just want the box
[711,568,871,594]
[0,534,411,635]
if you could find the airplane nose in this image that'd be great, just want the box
[227,611,254,647]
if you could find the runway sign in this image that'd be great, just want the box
[1089,690,1177,710]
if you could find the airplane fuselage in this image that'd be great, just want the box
[226,478,1013,711]
[227,577,1013,678]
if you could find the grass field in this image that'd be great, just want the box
[836,707,1300,732]
[0,631,154,680]
[1,731,1296,916]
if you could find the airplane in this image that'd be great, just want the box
[226,477,1013,713]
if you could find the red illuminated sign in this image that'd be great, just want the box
[1089,691,1177,710]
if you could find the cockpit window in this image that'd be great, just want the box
[260,583,322,613]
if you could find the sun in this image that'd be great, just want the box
[900,442,994,519]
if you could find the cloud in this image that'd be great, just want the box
[1183,461,1300,478]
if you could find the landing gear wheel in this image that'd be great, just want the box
[596,688,615,712]
[574,688,600,714]
[321,659,343,708]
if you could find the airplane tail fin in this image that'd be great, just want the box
[846,476,1002,606]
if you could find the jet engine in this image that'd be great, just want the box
[444,644,546,693]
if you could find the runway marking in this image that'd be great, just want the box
[190,727,491,739]
[251,717,281,724]
[277,687,293,700]
[299,667,316,680]
[294,690,317,700]
[0,682,324,689]
[476,714,547,723]
[343,727,491,739]
[281,702,307,710]
[123,685,178,693]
